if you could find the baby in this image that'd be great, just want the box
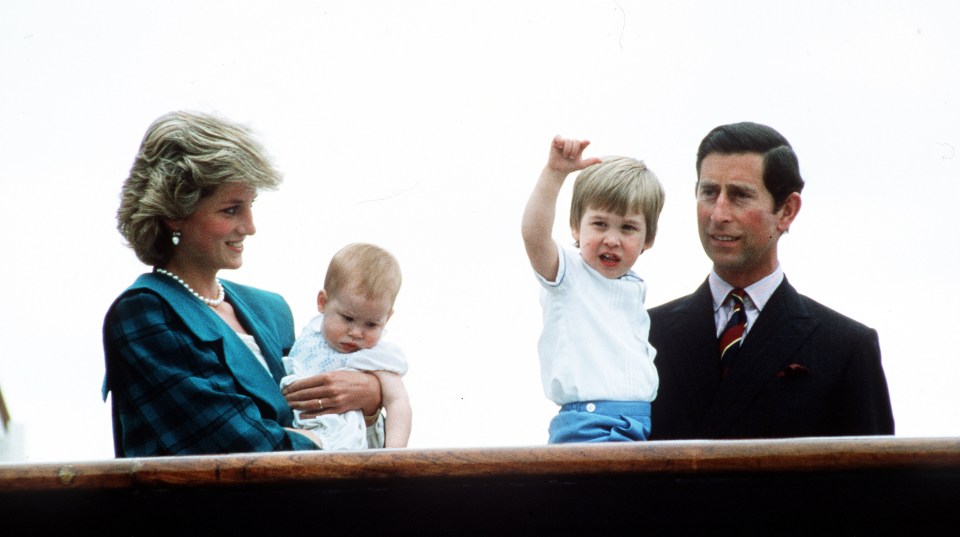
[281,243,411,449]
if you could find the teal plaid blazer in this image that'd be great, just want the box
[102,272,318,457]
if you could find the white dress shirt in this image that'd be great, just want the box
[709,266,785,340]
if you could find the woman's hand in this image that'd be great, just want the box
[283,370,383,418]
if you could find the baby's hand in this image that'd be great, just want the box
[545,135,602,174]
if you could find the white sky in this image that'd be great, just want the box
[1,1,958,462]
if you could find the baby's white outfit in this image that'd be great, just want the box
[280,313,407,450]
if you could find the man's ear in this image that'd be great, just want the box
[777,192,802,233]
[316,289,328,312]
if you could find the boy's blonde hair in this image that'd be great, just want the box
[324,243,402,306]
[569,157,665,244]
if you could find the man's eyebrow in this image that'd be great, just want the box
[727,183,758,194]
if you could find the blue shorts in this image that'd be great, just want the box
[548,400,652,444]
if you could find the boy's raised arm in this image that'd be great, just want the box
[521,135,602,281]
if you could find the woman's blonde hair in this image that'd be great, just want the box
[117,111,282,266]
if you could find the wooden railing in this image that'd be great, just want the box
[3,436,960,534]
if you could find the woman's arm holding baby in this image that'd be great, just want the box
[283,370,383,419]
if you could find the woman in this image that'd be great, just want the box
[102,111,382,457]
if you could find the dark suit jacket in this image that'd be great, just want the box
[102,273,319,457]
[649,277,894,440]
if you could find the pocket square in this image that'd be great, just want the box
[776,364,810,378]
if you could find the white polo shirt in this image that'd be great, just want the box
[536,244,658,405]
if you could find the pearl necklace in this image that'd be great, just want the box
[155,268,225,307]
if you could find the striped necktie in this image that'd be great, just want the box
[719,288,747,379]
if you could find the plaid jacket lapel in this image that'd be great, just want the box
[132,274,291,419]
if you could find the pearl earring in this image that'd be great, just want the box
[171,231,181,246]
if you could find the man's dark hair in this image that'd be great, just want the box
[696,122,804,211]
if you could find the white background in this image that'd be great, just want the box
[1,1,958,462]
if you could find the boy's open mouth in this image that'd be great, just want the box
[600,253,620,266]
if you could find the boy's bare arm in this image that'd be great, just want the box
[521,135,602,281]
[373,370,412,448]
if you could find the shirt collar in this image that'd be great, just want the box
[709,265,784,312]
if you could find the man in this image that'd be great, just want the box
[648,122,894,440]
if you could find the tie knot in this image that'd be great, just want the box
[728,288,747,305]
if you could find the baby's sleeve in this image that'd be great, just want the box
[345,340,408,376]
[279,355,303,389]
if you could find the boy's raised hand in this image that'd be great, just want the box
[546,135,603,175]
[523,135,603,282]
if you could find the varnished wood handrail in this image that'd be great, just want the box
[2,436,959,492]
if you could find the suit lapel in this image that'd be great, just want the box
[699,278,820,437]
[659,281,724,421]
[223,280,288,384]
